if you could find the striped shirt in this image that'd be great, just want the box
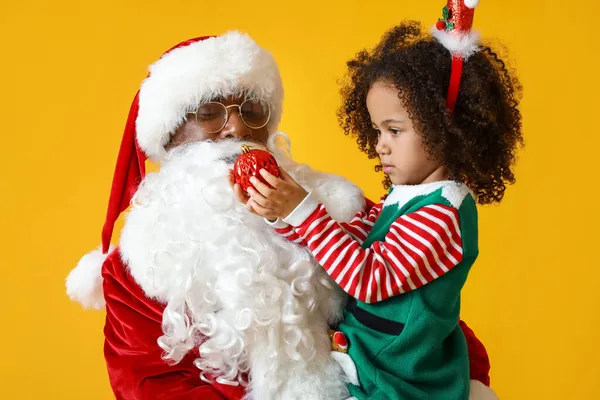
[276,196,463,304]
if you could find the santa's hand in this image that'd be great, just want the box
[247,168,308,220]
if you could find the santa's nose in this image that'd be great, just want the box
[219,110,251,140]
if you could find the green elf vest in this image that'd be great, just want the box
[339,181,479,400]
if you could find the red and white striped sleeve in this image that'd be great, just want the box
[283,195,463,303]
[273,223,306,246]
[272,196,386,246]
[336,196,385,244]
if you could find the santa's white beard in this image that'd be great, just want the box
[119,139,365,399]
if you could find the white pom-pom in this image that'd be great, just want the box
[465,0,480,9]
[66,245,115,309]
[311,174,365,223]
[469,380,499,400]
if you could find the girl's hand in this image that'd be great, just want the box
[247,168,308,221]
[229,169,262,217]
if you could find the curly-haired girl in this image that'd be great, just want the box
[234,2,522,398]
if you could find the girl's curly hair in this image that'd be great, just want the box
[338,21,523,204]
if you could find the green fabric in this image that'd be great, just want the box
[339,182,479,400]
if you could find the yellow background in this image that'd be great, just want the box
[1,0,598,398]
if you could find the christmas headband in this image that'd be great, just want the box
[432,0,481,111]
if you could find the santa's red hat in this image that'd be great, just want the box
[66,32,283,309]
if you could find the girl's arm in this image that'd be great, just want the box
[282,193,464,304]
[243,169,463,304]
[269,195,386,247]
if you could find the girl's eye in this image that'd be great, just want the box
[390,128,402,135]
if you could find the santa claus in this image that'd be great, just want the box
[66,31,496,400]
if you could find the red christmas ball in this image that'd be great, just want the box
[436,20,446,30]
[233,145,280,193]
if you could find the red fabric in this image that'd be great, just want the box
[445,0,475,33]
[100,36,214,254]
[101,93,146,254]
[364,197,376,210]
[102,248,245,400]
[459,320,491,387]
[446,55,464,112]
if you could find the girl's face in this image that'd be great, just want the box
[367,81,446,186]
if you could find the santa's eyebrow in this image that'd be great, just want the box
[209,95,226,102]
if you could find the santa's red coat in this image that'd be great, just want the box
[101,247,490,399]
[102,249,245,400]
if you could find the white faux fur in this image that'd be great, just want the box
[469,380,500,400]
[431,28,481,59]
[330,352,359,386]
[66,245,115,309]
[464,0,480,9]
[386,180,472,210]
[119,139,364,399]
[136,31,284,162]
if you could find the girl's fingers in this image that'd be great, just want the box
[233,183,250,203]
[277,168,298,186]
[247,187,272,208]
[259,169,282,188]
[249,176,274,197]
[248,199,277,220]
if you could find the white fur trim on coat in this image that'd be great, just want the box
[431,27,481,59]
[136,31,284,162]
[66,245,115,309]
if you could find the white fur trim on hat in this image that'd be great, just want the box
[66,245,115,309]
[431,27,481,59]
[136,31,284,162]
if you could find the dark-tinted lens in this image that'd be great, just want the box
[240,99,270,128]
[195,102,227,133]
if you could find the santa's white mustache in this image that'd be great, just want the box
[163,138,266,167]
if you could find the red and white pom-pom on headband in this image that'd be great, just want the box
[432,0,481,112]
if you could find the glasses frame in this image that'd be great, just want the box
[189,98,271,134]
